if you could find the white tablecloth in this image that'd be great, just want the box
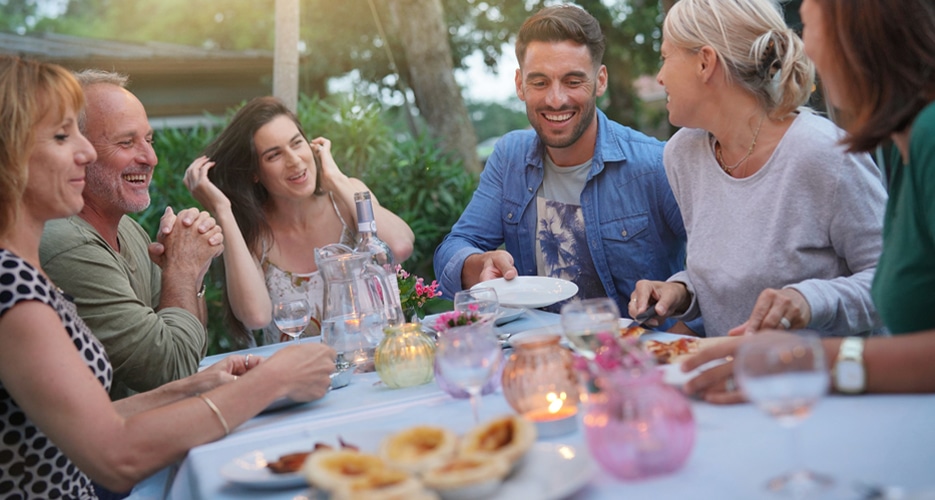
[131,310,935,500]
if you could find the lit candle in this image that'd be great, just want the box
[523,396,578,437]
[525,406,578,422]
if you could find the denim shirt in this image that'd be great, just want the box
[434,110,690,321]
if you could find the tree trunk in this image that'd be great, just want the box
[387,0,481,174]
[273,0,299,112]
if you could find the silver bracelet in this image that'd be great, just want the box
[196,284,207,298]
[197,394,230,436]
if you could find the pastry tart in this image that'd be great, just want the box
[458,414,537,464]
[379,425,458,474]
[421,455,510,498]
[331,467,436,500]
[302,449,389,492]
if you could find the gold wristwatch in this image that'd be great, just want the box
[833,337,866,394]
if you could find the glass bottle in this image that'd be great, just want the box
[354,191,394,269]
[354,191,402,320]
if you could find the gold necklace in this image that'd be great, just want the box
[716,115,766,176]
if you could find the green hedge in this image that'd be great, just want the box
[137,94,476,354]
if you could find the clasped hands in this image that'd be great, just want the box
[147,206,224,276]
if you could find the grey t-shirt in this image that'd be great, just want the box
[534,155,604,307]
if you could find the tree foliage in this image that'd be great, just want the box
[27,0,671,129]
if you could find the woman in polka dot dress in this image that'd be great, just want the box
[0,56,337,499]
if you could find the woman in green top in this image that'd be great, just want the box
[683,0,935,400]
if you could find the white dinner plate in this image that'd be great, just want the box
[507,318,636,347]
[506,323,566,347]
[219,442,314,489]
[473,276,578,308]
[491,442,595,500]
[495,306,526,325]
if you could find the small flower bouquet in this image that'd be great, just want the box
[396,265,444,321]
[433,307,482,332]
[572,331,655,393]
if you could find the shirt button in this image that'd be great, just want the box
[508,213,514,219]
[528,187,533,192]
[621,230,628,237]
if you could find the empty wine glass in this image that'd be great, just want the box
[273,298,311,342]
[735,331,833,495]
[454,287,500,323]
[560,297,621,359]
[435,321,502,424]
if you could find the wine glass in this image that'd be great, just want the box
[273,298,311,342]
[455,287,504,343]
[454,287,500,323]
[734,331,833,495]
[435,321,502,424]
[560,297,620,359]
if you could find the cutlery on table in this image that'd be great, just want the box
[632,299,660,328]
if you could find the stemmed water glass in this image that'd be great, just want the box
[272,298,311,342]
[560,297,621,359]
[435,321,502,424]
[735,331,833,495]
[455,286,504,344]
[454,287,500,323]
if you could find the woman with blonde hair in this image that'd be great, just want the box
[0,55,334,498]
[629,0,886,341]
[684,0,935,401]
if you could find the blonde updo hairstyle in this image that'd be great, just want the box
[663,0,814,120]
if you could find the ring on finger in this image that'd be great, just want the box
[725,376,737,392]
[245,354,253,367]
[779,317,792,330]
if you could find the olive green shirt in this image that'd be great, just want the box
[40,215,207,399]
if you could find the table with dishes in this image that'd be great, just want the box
[127,301,935,500]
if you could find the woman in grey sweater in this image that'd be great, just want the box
[627,0,886,338]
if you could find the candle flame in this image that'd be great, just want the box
[545,391,569,414]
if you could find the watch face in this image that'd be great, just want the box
[836,360,865,392]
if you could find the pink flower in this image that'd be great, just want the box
[396,266,444,320]
[434,310,481,331]
[574,331,655,381]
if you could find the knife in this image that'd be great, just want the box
[632,300,660,328]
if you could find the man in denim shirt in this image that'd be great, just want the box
[434,4,690,326]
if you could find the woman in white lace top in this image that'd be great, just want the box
[185,97,414,345]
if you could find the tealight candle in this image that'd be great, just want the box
[524,406,578,437]
[501,334,581,438]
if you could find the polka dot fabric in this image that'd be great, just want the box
[0,249,112,500]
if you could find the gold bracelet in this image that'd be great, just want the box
[197,394,230,436]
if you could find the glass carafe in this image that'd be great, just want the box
[315,244,403,372]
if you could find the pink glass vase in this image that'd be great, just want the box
[581,368,695,480]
